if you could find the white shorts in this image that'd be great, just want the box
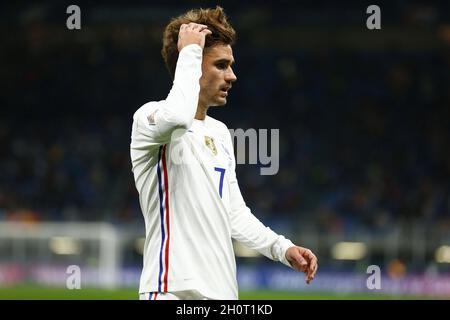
[139,290,210,300]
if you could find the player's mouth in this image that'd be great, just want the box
[219,85,231,97]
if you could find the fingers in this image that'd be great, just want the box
[181,23,208,31]
[189,23,208,30]
[179,23,211,39]
[177,23,211,51]
[303,249,318,284]
[289,248,308,271]
[304,249,317,272]
[201,29,213,36]
[287,246,319,284]
[308,262,318,284]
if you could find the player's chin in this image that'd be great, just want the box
[211,97,228,107]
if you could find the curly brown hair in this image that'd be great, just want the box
[161,6,236,79]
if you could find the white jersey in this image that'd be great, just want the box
[130,44,294,300]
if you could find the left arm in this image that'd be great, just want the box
[226,134,318,283]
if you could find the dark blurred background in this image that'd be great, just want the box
[0,0,449,296]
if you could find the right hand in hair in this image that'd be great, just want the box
[177,23,212,51]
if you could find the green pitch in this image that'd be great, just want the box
[0,285,440,300]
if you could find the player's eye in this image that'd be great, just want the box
[215,62,228,70]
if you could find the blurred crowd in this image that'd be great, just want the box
[0,4,449,236]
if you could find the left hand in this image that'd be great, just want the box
[285,246,318,284]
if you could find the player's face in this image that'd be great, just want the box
[199,44,237,108]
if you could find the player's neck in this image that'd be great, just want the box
[195,104,209,120]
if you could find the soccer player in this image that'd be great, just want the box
[130,6,318,300]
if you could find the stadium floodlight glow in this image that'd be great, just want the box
[331,242,367,260]
[233,241,261,258]
[435,246,450,263]
[49,236,81,255]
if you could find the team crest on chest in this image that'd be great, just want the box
[204,136,218,156]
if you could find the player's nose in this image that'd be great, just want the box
[225,67,237,83]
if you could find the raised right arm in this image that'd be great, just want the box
[132,24,211,147]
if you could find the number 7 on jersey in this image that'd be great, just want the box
[214,167,226,198]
